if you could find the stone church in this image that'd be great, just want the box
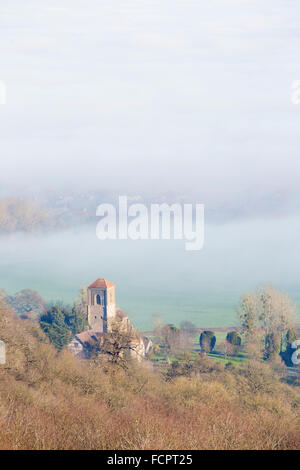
[86,278,116,333]
[69,278,152,361]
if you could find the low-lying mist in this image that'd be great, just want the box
[1,215,299,330]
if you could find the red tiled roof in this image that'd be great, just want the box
[88,278,115,289]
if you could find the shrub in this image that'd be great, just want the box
[200,331,216,353]
[264,333,280,361]
[165,358,194,381]
[226,331,242,346]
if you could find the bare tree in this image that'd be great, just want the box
[218,340,235,358]
[159,324,180,356]
[74,287,88,317]
[237,291,261,340]
[237,285,296,353]
[100,321,137,369]
[258,285,296,351]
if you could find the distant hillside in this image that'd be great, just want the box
[0,198,62,233]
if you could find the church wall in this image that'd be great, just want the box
[87,286,116,333]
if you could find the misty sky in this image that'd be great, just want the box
[0,0,300,208]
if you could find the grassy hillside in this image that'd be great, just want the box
[0,301,300,450]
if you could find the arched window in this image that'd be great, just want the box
[96,294,101,305]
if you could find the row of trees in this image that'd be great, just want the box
[152,321,242,358]
[152,285,299,366]
[199,330,241,355]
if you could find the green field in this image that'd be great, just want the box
[1,226,300,333]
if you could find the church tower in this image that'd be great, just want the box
[87,278,116,332]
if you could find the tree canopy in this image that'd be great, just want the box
[40,302,86,350]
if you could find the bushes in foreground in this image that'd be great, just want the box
[1,302,300,450]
